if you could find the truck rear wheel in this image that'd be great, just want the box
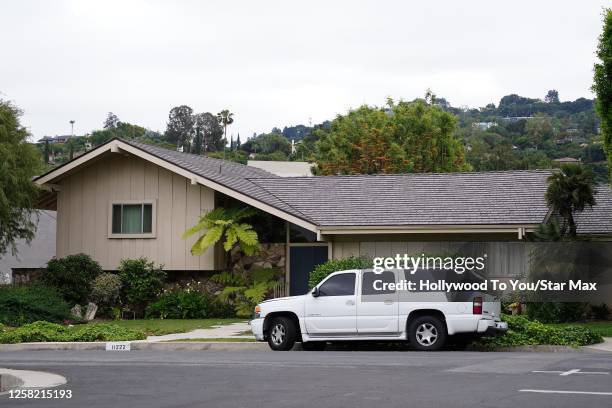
[267,317,297,351]
[408,315,447,351]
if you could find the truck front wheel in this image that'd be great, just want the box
[408,316,447,351]
[267,317,297,351]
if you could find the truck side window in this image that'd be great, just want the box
[318,273,356,296]
[362,271,395,295]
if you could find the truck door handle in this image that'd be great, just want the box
[346,300,355,306]
[384,300,393,305]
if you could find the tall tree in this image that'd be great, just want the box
[0,100,42,256]
[194,112,224,152]
[314,99,468,175]
[545,164,596,238]
[216,109,234,150]
[165,105,194,150]
[593,8,612,179]
[544,90,560,104]
[236,133,241,149]
[103,112,119,129]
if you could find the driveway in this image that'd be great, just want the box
[1,350,611,408]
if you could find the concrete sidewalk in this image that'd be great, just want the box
[583,337,612,352]
[144,321,253,342]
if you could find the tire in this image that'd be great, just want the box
[267,317,297,351]
[408,315,447,351]
[301,341,326,351]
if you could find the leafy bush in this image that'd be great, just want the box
[0,321,146,344]
[526,302,587,323]
[477,315,603,348]
[42,254,103,305]
[308,257,371,289]
[90,273,122,308]
[0,284,72,326]
[145,290,234,319]
[118,258,166,313]
[214,268,280,318]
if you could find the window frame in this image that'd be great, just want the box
[108,199,157,239]
[317,272,356,297]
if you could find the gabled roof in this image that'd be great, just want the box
[35,138,568,234]
[249,170,554,228]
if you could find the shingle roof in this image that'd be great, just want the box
[121,140,313,221]
[249,171,554,226]
[575,184,612,236]
[122,141,560,227]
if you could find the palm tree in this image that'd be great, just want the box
[545,164,596,238]
[216,110,234,151]
[183,207,260,269]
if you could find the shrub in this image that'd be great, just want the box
[215,267,280,317]
[0,321,146,344]
[477,315,603,348]
[308,257,371,289]
[526,302,587,323]
[90,273,122,308]
[0,284,72,326]
[42,254,103,305]
[118,258,166,313]
[146,291,222,319]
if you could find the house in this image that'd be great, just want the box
[0,211,57,284]
[33,138,611,296]
[247,161,314,177]
[37,135,77,144]
[552,157,581,166]
[472,122,496,131]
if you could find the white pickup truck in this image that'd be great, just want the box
[250,269,507,351]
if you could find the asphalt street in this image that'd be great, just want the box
[1,349,611,408]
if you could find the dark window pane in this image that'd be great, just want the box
[122,204,142,234]
[362,271,395,295]
[143,204,153,233]
[318,273,355,296]
[112,204,122,234]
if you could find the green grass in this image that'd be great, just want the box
[551,321,612,337]
[164,337,256,342]
[90,319,245,336]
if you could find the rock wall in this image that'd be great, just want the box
[231,243,286,277]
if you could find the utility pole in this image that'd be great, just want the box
[69,120,75,137]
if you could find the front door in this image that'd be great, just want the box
[289,246,328,296]
[304,272,357,336]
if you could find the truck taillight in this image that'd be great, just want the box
[473,297,483,314]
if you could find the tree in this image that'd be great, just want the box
[103,112,119,129]
[593,8,612,179]
[165,105,194,150]
[525,114,554,148]
[236,133,241,149]
[0,100,42,256]
[545,164,596,238]
[314,99,468,175]
[544,90,560,104]
[216,109,234,149]
[183,207,260,269]
[193,112,224,152]
[43,139,50,164]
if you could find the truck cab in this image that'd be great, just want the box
[250,269,507,351]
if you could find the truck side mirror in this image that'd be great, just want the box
[312,287,320,297]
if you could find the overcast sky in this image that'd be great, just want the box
[1,0,608,140]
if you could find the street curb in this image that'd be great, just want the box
[0,341,268,352]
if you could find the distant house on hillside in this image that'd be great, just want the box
[472,122,496,131]
[37,135,77,144]
[552,157,581,166]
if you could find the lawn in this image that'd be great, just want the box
[90,319,245,336]
[551,321,612,337]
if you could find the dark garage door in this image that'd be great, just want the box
[289,246,328,296]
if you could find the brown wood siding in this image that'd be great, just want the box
[55,154,215,271]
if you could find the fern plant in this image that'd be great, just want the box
[183,207,260,261]
[214,268,280,317]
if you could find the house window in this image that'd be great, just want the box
[109,201,156,238]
